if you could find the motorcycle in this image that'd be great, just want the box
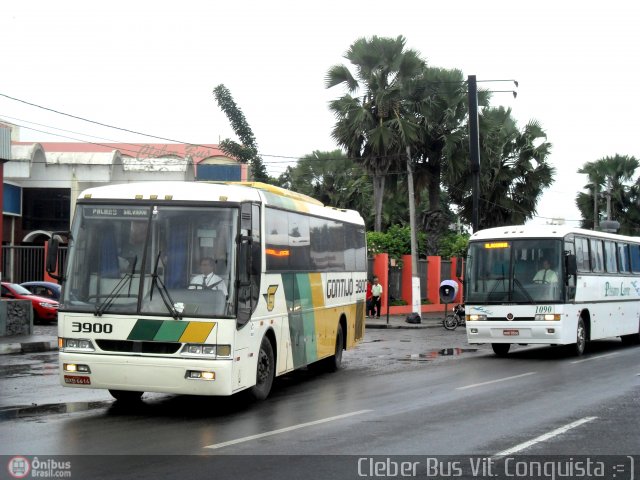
[443,304,466,330]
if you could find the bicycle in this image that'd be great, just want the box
[443,304,466,330]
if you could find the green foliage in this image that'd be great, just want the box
[367,226,468,260]
[438,232,470,259]
[274,150,373,222]
[366,225,426,261]
[448,107,554,228]
[576,154,640,234]
[213,84,270,182]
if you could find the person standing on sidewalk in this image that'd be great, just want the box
[371,276,383,318]
[366,279,373,317]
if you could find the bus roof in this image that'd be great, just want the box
[470,224,640,243]
[77,181,364,225]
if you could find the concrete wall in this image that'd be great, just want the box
[0,299,33,336]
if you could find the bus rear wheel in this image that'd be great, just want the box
[322,323,344,372]
[248,336,275,401]
[109,390,143,402]
[491,343,510,357]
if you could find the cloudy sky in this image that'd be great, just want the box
[2,1,639,227]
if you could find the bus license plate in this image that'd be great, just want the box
[64,375,91,385]
[503,329,519,336]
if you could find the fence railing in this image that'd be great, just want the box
[2,246,67,284]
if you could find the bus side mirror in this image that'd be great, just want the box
[46,237,64,282]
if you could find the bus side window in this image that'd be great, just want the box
[575,237,590,272]
[617,243,630,273]
[630,244,640,272]
[590,239,604,272]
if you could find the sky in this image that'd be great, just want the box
[2,1,639,228]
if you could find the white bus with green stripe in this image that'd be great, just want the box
[464,225,640,356]
[48,181,367,401]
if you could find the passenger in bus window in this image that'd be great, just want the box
[533,259,558,284]
[119,220,147,271]
[189,257,228,296]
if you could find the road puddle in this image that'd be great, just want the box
[400,348,479,361]
[0,401,111,419]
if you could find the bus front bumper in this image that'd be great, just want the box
[466,322,567,344]
[59,352,237,396]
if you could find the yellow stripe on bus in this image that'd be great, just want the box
[179,322,216,343]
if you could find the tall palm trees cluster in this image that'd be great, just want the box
[577,155,640,234]
[324,35,555,253]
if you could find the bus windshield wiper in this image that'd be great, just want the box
[95,256,137,317]
[513,277,534,303]
[149,252,182,320]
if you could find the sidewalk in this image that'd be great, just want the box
[0,312,449,355]
[0,334,58,355]
[365,311,445,329]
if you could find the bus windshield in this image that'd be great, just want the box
[465,239,564,304]
[62,204,238,317]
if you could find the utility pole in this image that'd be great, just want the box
[467,75,481,232]
[405,146,421,320]
[593,182,598,230]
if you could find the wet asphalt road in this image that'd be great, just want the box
[0,324,638,479]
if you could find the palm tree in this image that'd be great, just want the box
[449,107,554,228]
[409,67,470,249]
[576,154,640,233]
[326,35,424,231]
[275,150,373,224]
[213,84,270,182]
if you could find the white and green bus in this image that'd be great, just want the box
[47,181,367,401]
[464,225,640,356]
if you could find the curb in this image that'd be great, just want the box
[0,340,58,355]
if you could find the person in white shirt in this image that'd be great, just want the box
[190,257,228,296]
[533,259,558,284]
[370,275,383,318]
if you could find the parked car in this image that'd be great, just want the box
[1,282,59,323]
[20,281,61,301]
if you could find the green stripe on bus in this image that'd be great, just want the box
[154,321,189,341]
[296,274,318,363]
[127,319,163,341]
[282,273,317,368]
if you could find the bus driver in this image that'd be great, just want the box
[533,259,558,284]
[189,257,228,296]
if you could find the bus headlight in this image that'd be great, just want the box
[59,338,95,352]
[467,314,487,322]
[535,314,561,321]
[181,344,231,358]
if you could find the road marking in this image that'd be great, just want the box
[456,372,537,390]
[494,416,598,456]
[203,409,372,450]
[570,352,620,364]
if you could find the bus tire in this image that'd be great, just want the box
[571,318,587,356]
[322,323,344,372]
[109,390,143,402]
[491,343,510,357]
[248,336,275,401]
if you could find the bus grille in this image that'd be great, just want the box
[96,340,181,354]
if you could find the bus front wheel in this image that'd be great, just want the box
[571,318,587,356]
[248,336,275,401]
[491,343,510,357]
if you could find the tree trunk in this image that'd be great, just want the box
[373,174,386,232]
